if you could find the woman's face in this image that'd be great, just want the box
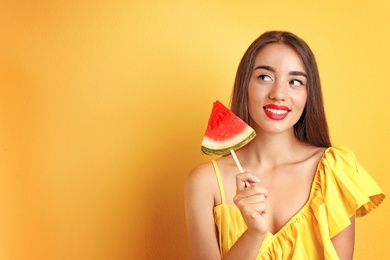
[247,43,308,135]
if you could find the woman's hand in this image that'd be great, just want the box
[233,172,269,237]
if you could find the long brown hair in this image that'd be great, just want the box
[230,31,331,147]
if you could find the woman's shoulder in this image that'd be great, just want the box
[314,146,384,223]
[185,160,221,208]
[292,143,326,167]
[187,161,216,182]
[325,145,355,155]
[320,146,359,167]
[185,160,219,195]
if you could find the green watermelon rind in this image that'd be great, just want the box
[201,126,256,156]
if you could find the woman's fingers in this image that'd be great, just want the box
[235,172,261,192]
[234,185,268,206]
[242,201,268,218]
[233,182,269,234]
[234,194,267,214]
[235,180,268,199]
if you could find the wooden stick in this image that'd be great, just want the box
[230,149,244,173]
[230,149,250,187]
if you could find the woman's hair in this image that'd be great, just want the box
[230,31,331,148]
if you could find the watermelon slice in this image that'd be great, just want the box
[201,100,256,156]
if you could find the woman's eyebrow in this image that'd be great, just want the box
[253,65,275,72]
[254,65,307,78]
[289,71,307,78]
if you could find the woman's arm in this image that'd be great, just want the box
[184,163,221,259]
[184,164,269,260]
[331,216,355,260]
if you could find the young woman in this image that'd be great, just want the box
[185,31,385,259]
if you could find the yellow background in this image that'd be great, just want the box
[0,1,388,259]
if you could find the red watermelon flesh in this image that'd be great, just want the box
[201,100,256,155]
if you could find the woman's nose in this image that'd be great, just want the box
[268,80,287,101]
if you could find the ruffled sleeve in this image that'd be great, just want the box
[319,146,385,238]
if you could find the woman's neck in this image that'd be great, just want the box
[237,130,309,168]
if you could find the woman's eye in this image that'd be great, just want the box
[258,74,272,81]
[290,79,304,86]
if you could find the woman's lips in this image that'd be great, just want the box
[263,104,290,120]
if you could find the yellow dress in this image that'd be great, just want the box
[212,146,385,259]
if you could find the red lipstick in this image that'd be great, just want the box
[263,104,290,120]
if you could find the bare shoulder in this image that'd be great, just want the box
[288,144,327,178]
[186,162,217,190]
[299,144,327,163]
[186,162,215,182]
[185,161,219,206]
